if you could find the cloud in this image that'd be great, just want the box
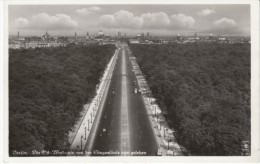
[197,9,215,16]
[213,17,236,29]
[14,13,77,30]
[141,12,170,28]
[207,18,238,35]
[99,15,117,28]
[32,13,77,30]
[15,17,29,28]
[170,14,195,29]
[114,10,143,28]
[100,10,142,28]
[76,6,101,16]
[90,6,101,12]
[99,10,195,30]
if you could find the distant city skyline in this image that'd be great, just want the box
[9,5,250,36]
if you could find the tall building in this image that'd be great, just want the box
[147,32,149,38]
[17,31,19,41]
[177,34,181,41]
[209,34,213,40]
[194,32,200,40]
[98,30,104,37]
[42,31,51,41]
[86,32,90,40]
[118,32,121,38]
[75,32,77,41]
[242,36,248,43]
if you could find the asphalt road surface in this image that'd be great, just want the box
[90,44,158,156]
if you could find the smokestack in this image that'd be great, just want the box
[75,32,77,40]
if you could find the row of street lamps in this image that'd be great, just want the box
[80,107,96,151]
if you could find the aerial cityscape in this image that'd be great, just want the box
[7,4,251,158]
[9,30,250,49]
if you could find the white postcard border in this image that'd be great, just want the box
[2,0,259,163]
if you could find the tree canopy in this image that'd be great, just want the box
[9,45,116,156]
[130,43,250,155]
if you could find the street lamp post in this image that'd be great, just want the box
[155,106,157,118]
[172,130,176,142]
[84,127,87,140]
[88,120,90,131]
[90,113,93,123]
[164,128,167,139]
[167,139,171,150]
[81,135,83,151]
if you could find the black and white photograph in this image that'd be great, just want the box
[1,0,260,163]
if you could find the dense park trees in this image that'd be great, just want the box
[9,45,116,156]
[130,43,250,155]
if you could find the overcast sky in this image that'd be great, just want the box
[9,5,250,36]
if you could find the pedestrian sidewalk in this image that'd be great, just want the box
[68,103,90,144]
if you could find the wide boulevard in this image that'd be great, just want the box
[89,43,158,156]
